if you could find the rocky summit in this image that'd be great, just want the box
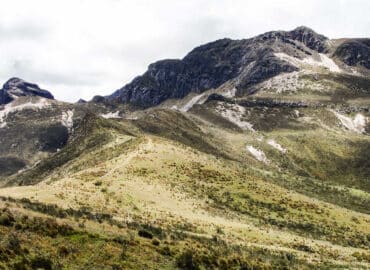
[0,27,369,269]
[104,26,369,108]
[0,77,54,105]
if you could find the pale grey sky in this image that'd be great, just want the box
[0,0,369,101]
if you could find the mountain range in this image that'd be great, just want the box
[0,26,369,269]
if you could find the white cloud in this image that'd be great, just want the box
[0,0,369,102]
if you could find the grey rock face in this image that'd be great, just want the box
[0,78,54,105]
[107,26,330,108]
[110,39,252,107]
[334,39,370,69]
[287,26,328,52]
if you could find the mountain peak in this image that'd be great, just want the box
[107,26,332,108]
[3,77,30,93]
[292,25,318,33]
[0,77,54,105]
[288,26,328,52]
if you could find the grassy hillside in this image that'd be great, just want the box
[2,198,339,270]
[0,108,369,269]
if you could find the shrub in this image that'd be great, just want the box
[176,249,201,270]
[159,246,171,256]
[30,255,53,270]
[112,264,123,270]
[14,223,23,230]
[293,243,313,253]
[151,238,160,246]
[0,212,15,226]
[113,236,128,245]
[353,251,370,262]
[138,230,153,239]
[1,233,21,253]
[58,245,70,257]
[11,257,29,270]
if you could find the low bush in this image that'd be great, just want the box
[138,230,153,239]
[0,210,15,226]
[151,238,160,246]
[176,249,201,270]
[30,255,53,270]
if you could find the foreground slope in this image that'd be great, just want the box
[0,108,369,269]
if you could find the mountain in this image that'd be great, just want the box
[103,26,369,108]
[0,77,54,105]
[0,27,369,269]
[0,78,92,178]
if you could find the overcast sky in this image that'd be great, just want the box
[1,0,369,102]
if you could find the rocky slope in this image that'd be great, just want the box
[103,26,369,108]
[333,38,370,69]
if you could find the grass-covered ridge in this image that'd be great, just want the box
[0,116,368,268]
[0,81,369,269]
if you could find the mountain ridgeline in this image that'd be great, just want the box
[100,26,370,107]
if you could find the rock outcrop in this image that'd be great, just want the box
[0,78,54,105]
[334,39,370,69]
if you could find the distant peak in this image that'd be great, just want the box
[3,77,26,88]
[289,26,328,39]
[77,98,87,104]
[0,77,54,105]
[292,26,317,33]
[288,26,328,52]
[6,77,23,82]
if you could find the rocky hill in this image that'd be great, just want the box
[0,78,90,177]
